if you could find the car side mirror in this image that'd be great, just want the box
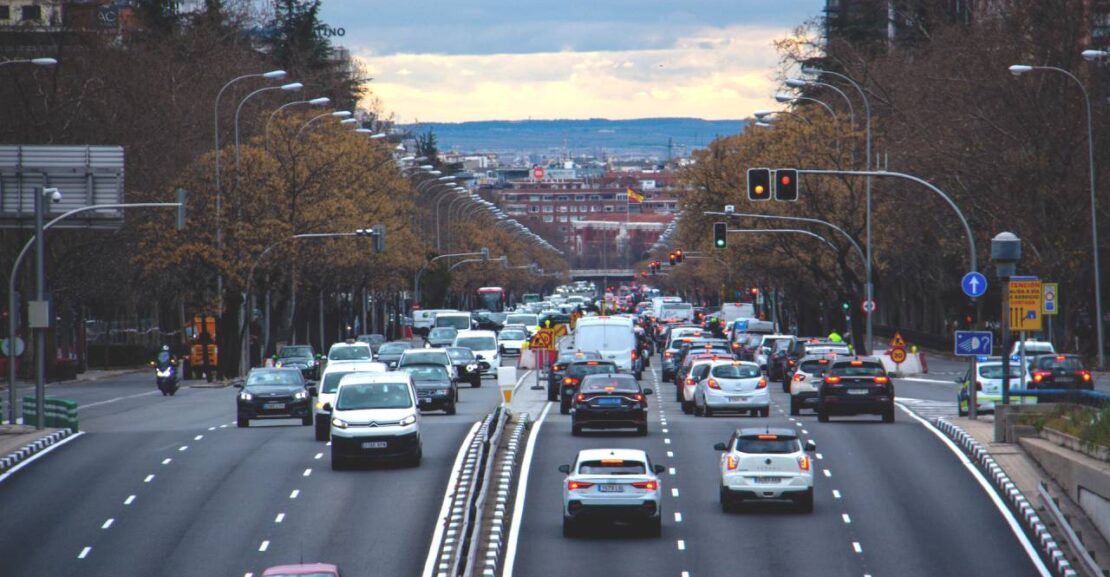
[558,464,571,474]
[643,387,653,395]
[322,402,332,411]
[714,442,727,451]
[805,440,817,452]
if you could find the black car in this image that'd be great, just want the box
[376,341,413,369]
[356,333,388,354]
[1029,354,1093,389]
[571,373,652,436]
[236,368,315,427]
[547,351,603,401]
[560,360,619,414]
[274,344,320,381]
[817,358,895,423]
[399,363,458,415]
[447,347,483,387]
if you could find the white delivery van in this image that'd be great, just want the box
[434,311,474,331]
[574,316,640,379]
[414,309,456,336]
[719,303,756,323]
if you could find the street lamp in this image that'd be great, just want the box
[0,57,57,68]
[265,97,331,151]
[1009,61,1104,367]
[785,77,855,128]
[234,81,303,178]
[992,232,1022,407]
[296,110,352,138]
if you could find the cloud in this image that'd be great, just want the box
[355,24,790,122]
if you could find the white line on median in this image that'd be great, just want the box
[422,419,484,577]
[80,390,159,409]
[0,431,85,486]
[78,546,91,559]
[501,401,552,577]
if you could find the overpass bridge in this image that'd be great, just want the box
[568,269,638,282]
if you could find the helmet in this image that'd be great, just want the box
[162,345,171,352]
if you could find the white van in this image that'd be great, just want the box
[650,296,682,318]
[435,312,474,332]
[719,303,755,323]
[329,373,422,469]
[314,361,388,441]
[414,309,456,336]
[574,316,640,379]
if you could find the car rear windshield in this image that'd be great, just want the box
[830,363,886,376]
[336,382,412,410]
[506,314,537,326]
[711,364,760,379]
[799,360,831,375]
[447,348,475,361]
[400,365,450,381]
[246,371,301,388]
[359,334,386,344]
[430,328,457,338]
[578,460,646,475]
[278,346,312,358]
[1035,357,1084,371]
[580,377,640,393]
[330,346,371,361]
[456,336,497,351]
[500,330,526,340]
[403,352,447,364]
[979,365,1023,379]
[568,363,618,377]
[736,437,800,454]
[378,342,411,354]
[321,371,355,393]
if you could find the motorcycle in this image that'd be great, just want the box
[153,353,179,396]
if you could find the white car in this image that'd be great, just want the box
[693,360,770,417]
[957,359,1036,416]
[1009,340,1055,357]
[328,373,422,469]
[497,328,528,356]
[680,358,716,414]
[558,448,665,537]
[754,335,795,370]
[327,341,373,364]
[453,330,500,376]
[314,361,388,441]
[716,428,816,513]
[788,356,833,416]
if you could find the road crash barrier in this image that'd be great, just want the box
[20,396,79,431]
[932,418,1080,577]
[0,428,77,474]
[466,415,527,577]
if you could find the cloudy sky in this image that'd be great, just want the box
[318,1,825,122]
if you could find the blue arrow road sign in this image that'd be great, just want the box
[961,272,988,298]
[954,331,993,356]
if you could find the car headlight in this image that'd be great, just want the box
[331,418,348,429]
[434,389,449,396]
[466,364,477,372]
[294,390,307,400]
[239,392,253,401]
[399,414,417,426]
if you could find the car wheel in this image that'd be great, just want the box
[637,424,648,436]
[237,413,249,428]
[693,401,704,417]
[675,387,683,403]
[447,401,457,416]
[646,515,662,538]
[331,451,347,471]
[817,409,829,423]
[797,488,814,513]
[782,380,790,393]
[548,386,558,402]
[761,407,770,418]
[571,423,582,436]
[790,397,800,416]
[562,516,578,538]
[407,447,423,468]
[472,379,481,388]
[560,399,571,415]
[635,371,643,381]
[704,405,714,418]
[882,406,895,423]
[315,419,330,442]
[719,486,733,513]
[682,400,692,414]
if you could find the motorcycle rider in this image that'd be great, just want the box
[154,345,179,395]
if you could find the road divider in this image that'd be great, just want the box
[0,428,82,481]
[20,396,79,430]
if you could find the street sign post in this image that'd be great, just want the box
[1008,277,1043,332]
[954,331,993,356]
[889,332,907,365]
[961,272,988,299]
[861,300,876,314]
[1042,283,1058,315]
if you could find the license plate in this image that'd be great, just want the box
[847,389,870,395]
[755,477,784,484]
[597,398,621,405]
[361,441,388,449]
[728,396,748,402]
[598,484,624,493]
[264,402,285,409]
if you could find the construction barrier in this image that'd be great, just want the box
[21,396,79,431]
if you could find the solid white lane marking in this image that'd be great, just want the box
[899,404,1051,576]
[0,432,89,485]
[899,377,957,385]
[144,474,154,483]
[421,420,482,577]
[78,546,91,559]
[101,518,114,529]
[852,542,862,553]
[672,488,680,497]
[833,489,842,499]
[314,452,323,460]
[326,441,332,447]
[303,468,312,477]
[816,453,824,460]
[124,495,135,505]
[289,490,299,499]
[275,513,285,523]
[194,435,203,441]
[677,540,686,551]
[842,513,852,524]
[178,445,188,452]
[823,469,831,478]
[80,390,159,409]
[674,512,683,522]
[501,401,553,577]
[259,540,270,552]
[162,458,172,465]
[667,451,674,458]
[669,467,676,475]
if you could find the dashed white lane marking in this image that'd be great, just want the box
[124,495,135,505]
[161,458,172,465]
[664,438,672,445]
[669,467,676,475]
[194,434,204,441]
[314,453,323,460]
[816,453,824,460]
[80,390,159,408]
[144,474,154,483]
[842,513,852,524]
[275,513,285,523]
[219,424,228,429]
[245,573,253,577]
[677,540,686,551]
[208,426,216,431]
[303,468,312,477]
[259,540,270,552]
[326,441,332,447]
[795,422,803,427]
[682,572,690,577]
[229,421,237,425]
[78,546,91,559]
[823,469,832,478]
[674,512,683,522]
[667,451,674,458]
[789,417,796,422]
[802,429,809,434]
[662,428,670,433]
[672,488,680,497]
[852,542,862,554]
[178,445,188,452]
[101,518,114,529]
[833,489,842,499]
[289,489,299,499]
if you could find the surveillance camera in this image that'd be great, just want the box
[45,188,62,203]
[723,204,735,214]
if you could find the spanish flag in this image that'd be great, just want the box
[626,187,645,203]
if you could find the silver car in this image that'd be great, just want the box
[558,448,665,538]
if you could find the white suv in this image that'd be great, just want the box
[716,428,816,513]
[314,361,387,441]
[328,373,422,469]
[558,448,665,537]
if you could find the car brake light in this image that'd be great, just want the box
[1081,371,1092,382]
[563,377,574,385]
[664,351,673,358]
[576,393,586,402]
[757,378,768,389]
[817,359,829,365]
[798,455,810,471]
[568,480,594,490]
[825,375,842,385]
[727,455,737,470]
[587,361,599,365]
[685,378,695,386]
[731,342,740,349]
[793,373,805,382]
[1033,371,1049,383]
[707,378,720,390]
[631,350,638,360]
[757,434,778,440]
[631,393,644,402]
[873,376,890,385]
[850,360,864,366]
[788,359,796,366]
[631,480,658,490]
[1055,355,1067,361]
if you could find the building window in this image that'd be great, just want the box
[555,195,569,201]
[569,206,578,213]
[0,6,10,19]
[590,206,600,213]
[558,216,568,222]
[574,195,585,201]
[589,194,601,200]
[557,205,568,213]
[604,206,613,213]
[542,205,553,213]
[543,215,554,223]
[529,206,540,213]
[528,195,541,202]
[21,5,40,21]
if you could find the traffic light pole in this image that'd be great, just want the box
[706,212,865,268]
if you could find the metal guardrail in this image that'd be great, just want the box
[1038,481,1105,577]
[466,415,527,577]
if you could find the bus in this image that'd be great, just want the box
[477,287,506,312]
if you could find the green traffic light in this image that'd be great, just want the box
[841,303,849,311]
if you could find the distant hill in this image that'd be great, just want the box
[404,117,746,158]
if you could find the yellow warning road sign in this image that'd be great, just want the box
[890,332,907,349]
[1009,278,1043,332]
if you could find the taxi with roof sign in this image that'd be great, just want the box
[714,427,816,513]
[558,448,665,538]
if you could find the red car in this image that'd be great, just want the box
[262,563,342,577]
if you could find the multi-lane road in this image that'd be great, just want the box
[0,368,504,577]
[507,363,1049,577]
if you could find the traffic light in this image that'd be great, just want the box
[675,249,684,263]
[841,302,850,311]
[750,287,759,298]
[962,301,976,328]
[747,168,771,201]
[372,223,386,253]
[713,222,726,248]
[774,169,799,201]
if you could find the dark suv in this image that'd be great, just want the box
[236,368,315,427]
[1029,354,1093,389]
[571,373,652,436]
[817,358,895,423]
[547,351,602,401]
[275,345,320,381]
[559,360,619,414]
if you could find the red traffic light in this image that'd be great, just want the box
[750,287,759,296]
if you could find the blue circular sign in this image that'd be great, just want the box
[961,272,988,298]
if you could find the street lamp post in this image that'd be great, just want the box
[234,82,303,181]
[1009,62,1104,368]
[265,97,331,151]
[296,110,352,139]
